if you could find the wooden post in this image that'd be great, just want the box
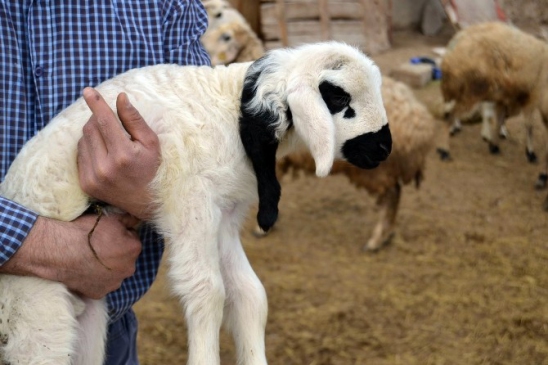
[275,0,289,46]
[228,0,261,35]
[318,0,331,41]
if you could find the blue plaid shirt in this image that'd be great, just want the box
[0,0,210,322]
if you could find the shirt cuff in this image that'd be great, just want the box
[0,196,38,265]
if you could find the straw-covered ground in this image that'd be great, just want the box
[134,27,548,365]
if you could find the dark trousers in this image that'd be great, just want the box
[104,309,139,365]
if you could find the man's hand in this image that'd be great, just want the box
[0,214,142,299]
[78,87,160,220]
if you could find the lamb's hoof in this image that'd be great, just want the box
[253,225,270,238]
[488,143,500,154]
[526,149,538,164]
[535,173,548,190]
[436,148,452,161]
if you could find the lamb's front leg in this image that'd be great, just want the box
[162,193,225,365]
[219,208,268,365]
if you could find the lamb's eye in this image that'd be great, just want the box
[215,12,222,18]
[319,81,352,115]
[332,95,350,108]
[220,33,232,42]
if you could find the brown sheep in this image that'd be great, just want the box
[438,22,548,205]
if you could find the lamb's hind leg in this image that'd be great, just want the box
[363,183,401,252]
[219,208,268,365]
[0,275,81,365]
[163,192,225,365]
[73,298,108,365]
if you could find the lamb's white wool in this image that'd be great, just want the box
[0,41,391,365]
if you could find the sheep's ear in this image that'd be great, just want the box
[239,58,282,233]
[287,86,335,177]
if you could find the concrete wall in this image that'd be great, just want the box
[391,0,429,29]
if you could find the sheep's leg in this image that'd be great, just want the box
[536,111,548,196]
[363,183,401,251]
[480,102,494,142]
[523,108,538,163]
[219,208,268,365]
[0,275,81,365]
[73,298,108,365]
[163,191,225,365]
[436,105,454,161]
[482,102,504,154]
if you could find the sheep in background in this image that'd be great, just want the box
[201,21,265,65]
[202,0,246,29]
[438,22,548,205]
[256,76,435,251]
[0,42,391,365]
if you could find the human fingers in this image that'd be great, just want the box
[116,92,159,149]
[82,87,130,151]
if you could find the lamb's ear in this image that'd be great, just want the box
[287,85,335,177]
[239,58,282,233]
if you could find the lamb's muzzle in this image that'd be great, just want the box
[342,124,392,169]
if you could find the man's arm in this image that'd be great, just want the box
[0,89,160,299]
[0,213,142,299]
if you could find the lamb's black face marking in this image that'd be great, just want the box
[319,81,354,119]
[239,55,282,233]
[342,124,392,169]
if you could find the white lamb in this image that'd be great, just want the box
[0,41,391,365]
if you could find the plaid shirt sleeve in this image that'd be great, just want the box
[0,197,38,265]
[0,0,210,322]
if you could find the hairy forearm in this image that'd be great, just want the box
[0,214,142,299]
[0,217,74,281]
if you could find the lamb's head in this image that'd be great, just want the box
[239,41,391,232]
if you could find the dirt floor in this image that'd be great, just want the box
[134,27,548,365]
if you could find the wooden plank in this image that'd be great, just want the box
[261,1,364,24]
[275,0,289,46]
[318,0,331,40]
[228,0,261,34]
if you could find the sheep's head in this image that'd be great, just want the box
[239,41,391,232]
[201,22,250,65]
[202,0,246,29]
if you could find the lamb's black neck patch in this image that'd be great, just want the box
[319,81,352,115]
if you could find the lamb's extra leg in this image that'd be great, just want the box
[73,298,108,365]
[363,183,401,251]
[162,191,225,365]
[0,276,82,365]
[219,207,268,365]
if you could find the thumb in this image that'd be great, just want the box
[117,213,142,230]
[116,92,158,147]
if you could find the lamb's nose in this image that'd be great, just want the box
[341,124,392,169]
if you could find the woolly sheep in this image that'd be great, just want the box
[438,21,548,206]
[257,76,435,251]
[0,41,391,365]
[201,21,265,65]
[201,0,246,29]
